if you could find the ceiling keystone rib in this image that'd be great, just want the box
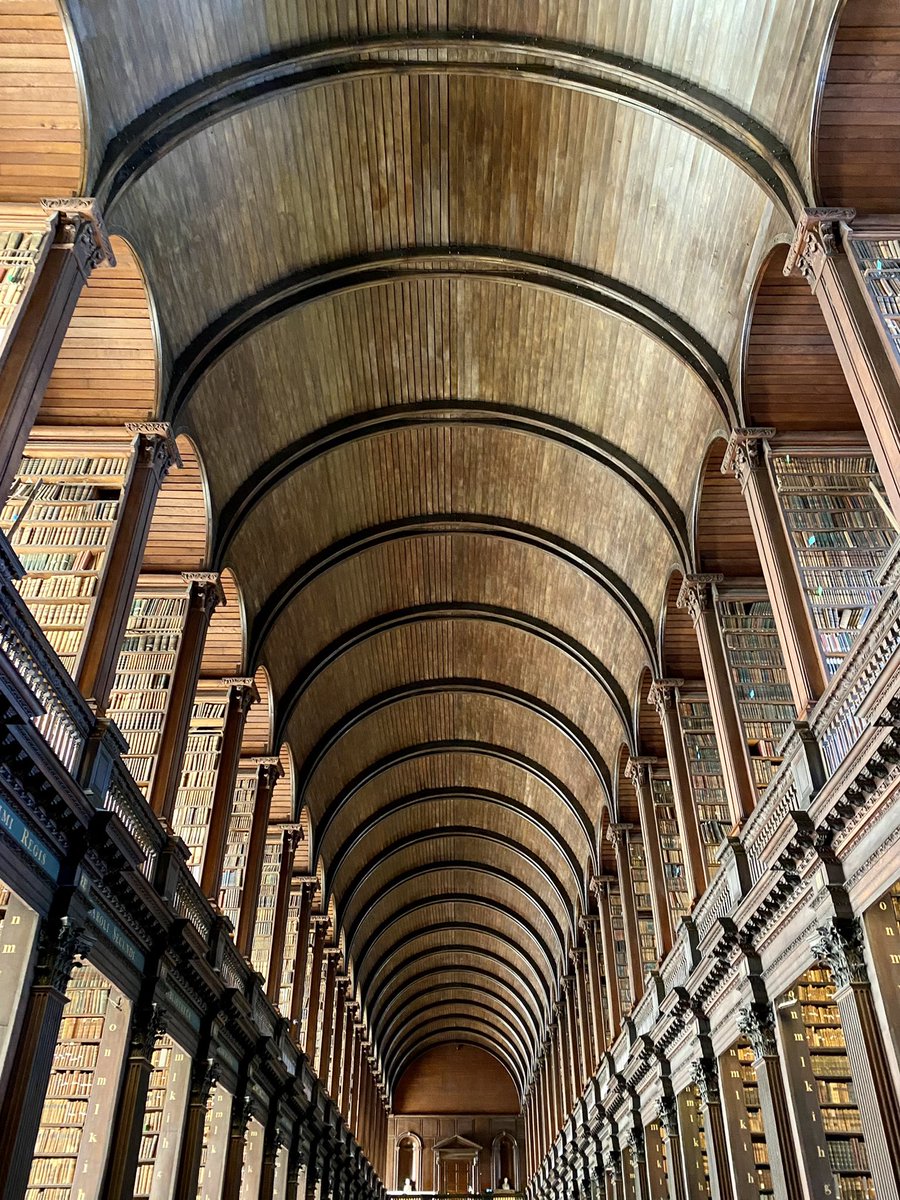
[382,1005,532,1085]
[276,606,634,759]
[250,516,659,667]
[380,991,536,1066]
[327,798,586,918]
[167,252,734,431]
[340,857,571,966]
[366,945,548,1037]
[313,745,597,873]
[390,1027,526,1096]
[359,918,555,1014]
[94,33,803,215]
[294,678,612,812]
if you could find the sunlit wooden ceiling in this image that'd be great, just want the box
[9,0,892,1095]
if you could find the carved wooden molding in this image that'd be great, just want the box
[40,196,116,269]
[721,427,776,486]
[783,207,857,287]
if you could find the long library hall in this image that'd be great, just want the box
[2,3,900,1200]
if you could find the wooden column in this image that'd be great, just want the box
[0,916,90,1200]
[571,945,594,1082]
[692,1059,734,1200]
[76,425,181,712]
[564,974,582,1100]
[722,429,827,714]
[266,828,303,1005]
[626,758,673,952]
[222,1099,251,1200]
[348,1023,363,1136]
[785,209,900,520]
[656,1096,687,1200]
[173,1059,220,1200]
[304,917,329,1063]
[316,949,339,1083]
[538,1044,552,1158]
[329,976,347,1098]
[592,881,622,1036]
[647,680,708,898]
[555,995,574,1117]
[546,1023,561,1138]
[288,878,318,1032]
[677,576,756,824]
[201,678,259,899]
[608,826,644,1001]
[236,757,283,956]
[149,573,223,824]
[0,201,113,504]
[339,1001,356,1115]
[581,916,607,1062]
[99,1001,166,1200]
[813,918,900,1200]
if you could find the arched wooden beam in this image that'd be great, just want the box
[391,1029,525,1099]
[367,945,547,1038]
[295,678,609,818]
[377,967,541,1052]
[96,34,802,216]
[250,516,658,667]
[390,1025,526,1097]
[168,253,733,432]
[354,895,563,998]
[328,794,584,918]
[359,919,554,1015]
[341,855,570,967]
[379,988,536,1066]
[313,746,596,874]
[382,1003,532,1086]
[276,606,633,757]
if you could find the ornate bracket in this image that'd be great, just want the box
[783,207,857,288]
[737,1000,778,1059]
[690,1056,720,1106]
[721,428,777,488]
[810,917,869,989]
[676,574,723,626]
[40,196,115,272]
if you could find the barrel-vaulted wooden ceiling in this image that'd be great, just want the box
[9,0,878,1095]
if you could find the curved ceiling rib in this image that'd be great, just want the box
[379,990,536,1064]
[275,607,634,752]
[382,1006,532,1085]
[313,747,596,870]
[390,1025,527,1095]
[249,516,658,666]
[377,970,542,1050]
[294,679,611,809]
[168,252,734,426]
[93,34,803,215]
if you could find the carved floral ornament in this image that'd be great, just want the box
[690,1056,720,1106]
[783,207,857,287]
[40,196,116,272]
[720,428,776,487]
[676,574,723,626]
[646,679,683,718]
[736,1001,778,1060]
[810,916,869,990]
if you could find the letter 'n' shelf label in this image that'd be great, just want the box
[0,798,59,881]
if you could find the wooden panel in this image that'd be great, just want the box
[661,573,703,680]
[817,0,900,211]
[240,666,273,758]
[0,0,82,203]
[200,567,243,678]
[695,441,763,578]
[394,1045,518,1115]
[39,238,157,425]
[141,437,208,571]
[743,249,860,430]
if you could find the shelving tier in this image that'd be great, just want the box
[609,887,632,1016]
[107,575,190,795]
[0,217,51,354]
[717,598,794,795]
[0,431,133,673]
[848,235,900,368]
[250,831,284,983]
[279,880,303,1015]
[627,834,657,978]
[678,695,730,872]
[770,448,896,675]
[170,680,230,878]
[218,767,260,931]
[648,772,690,922]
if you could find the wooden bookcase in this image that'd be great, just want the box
[106,576,190,795]
[279,880,303,1015]
[609,888,632,1016]
[134,1035,192,1200]
[677,1085,711,1199]
[250,831,285,983]
[770,448,896,676]
[627,835,657,979]
[0,431,133,674]
[196,1083,232,1200]
[720,1041,773,1196]
[0,217,50,356]
[219,767,260,930]
[847,234,900,367]
[678,695,730,874]
[648,771,691,923]
[27,965,130,1200]
[170,680,230,879]
[717,598,794,795]
[0,881,39,1080]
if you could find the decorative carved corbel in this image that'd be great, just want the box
[40,196,116,272]
[810,917,869,989]
[737,1000,779,1059]
[721,427,776,488]
[783,207,857,288]
[676,574,723,626]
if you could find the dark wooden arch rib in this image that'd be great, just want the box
[250,515,658,667]
[295,678,609,814]
[313,746,596,872]
[275,606,634,757]
[95,33,802,215]
[168,252,733,430]
[340,856,571,965]
[382,1005,532,1087]
[379,988,537,1065]
[390,1028,526,1098]
[366,944,548,1038]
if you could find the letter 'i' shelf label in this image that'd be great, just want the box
[0,797,59,881]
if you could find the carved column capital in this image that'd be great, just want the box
[222,676,261,713]
[676,574,723,625]
[811,917,869,989]
[624,756,655,788]
[721,427,777,488]
[252,754,285,791]
[569,944,586,968]
[607,823,632,849]
[783,207,857,287]
[627,1126,645,1165]
[41,196,115,272]
[737,1000,778,1059]
[181,571,225,616]
[691,1056,720,1106]
[191,1055,219,1100]
[126,421,183,485]
[132,1000,167,1059]
[33,917,94,993]
[656,1093,678,1137]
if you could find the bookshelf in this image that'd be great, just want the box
[608,888,632,1015]
[720,1041,773,1195]
[644,1120,668,1200]
[170,681,229,879]
[770,450,896,676]
[0,882,39,1078]
[848,235,900,366]
[648,772,690,923]
[0,434,132,673]
[27,966,130,1200]
[677,1085,711,1199]
[717,599,794,795]
[250,831,285,983]
[0,223,49,355]
[196,1083,231,1200]
[628,835,657,978]
[135,1035,184,1200]
[678,696,730,874]
[219,768,260,930]
[279,880,303,1015]
[106,577,190,795]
